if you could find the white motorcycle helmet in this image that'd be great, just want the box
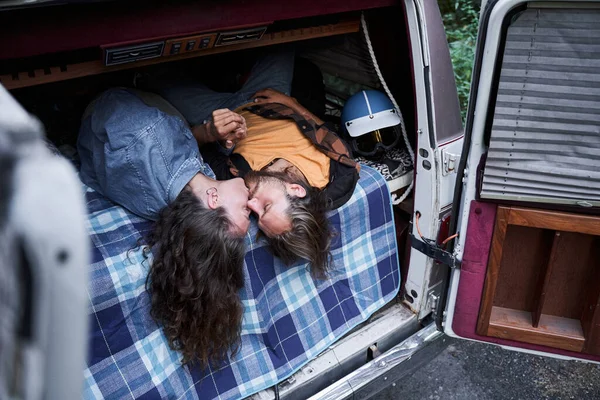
[341,90,401,157]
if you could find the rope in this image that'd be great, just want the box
[361,12,415,205]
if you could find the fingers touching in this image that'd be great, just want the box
[209,109,247,147]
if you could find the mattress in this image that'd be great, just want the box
[83,165,400,399]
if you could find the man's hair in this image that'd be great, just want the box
[145,187,246,368]
[266,185,333,280]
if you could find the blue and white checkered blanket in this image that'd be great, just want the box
[84,165,400,399]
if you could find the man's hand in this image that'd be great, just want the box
[194,109,247,149]
[252,88,296,107]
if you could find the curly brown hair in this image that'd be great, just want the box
[146,187,246,368]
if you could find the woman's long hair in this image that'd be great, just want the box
[146,188,246,368]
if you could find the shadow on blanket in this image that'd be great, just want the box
[83,165,400,400]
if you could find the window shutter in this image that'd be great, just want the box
[481,8,600,207]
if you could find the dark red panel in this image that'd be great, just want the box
[0,0,395,60]
[452,200,600,362]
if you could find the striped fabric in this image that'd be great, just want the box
[481,8,600,207]
[83,165,399,399]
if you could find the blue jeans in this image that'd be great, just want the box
[149,51,295,126]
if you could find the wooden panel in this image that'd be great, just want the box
[1,18,360,90]
[488,307,585,352]
[541,232,598,320]
[476,206,510,336]
[508,207,600,236]
[477,206,600,354]
[582,237,600,355]
[493,225,553,312]
[531,231,561,327]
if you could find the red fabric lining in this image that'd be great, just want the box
[0,0,394,60]
[452,200,600,362]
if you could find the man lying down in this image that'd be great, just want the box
[151,50,360,277]
[77,50,359,369]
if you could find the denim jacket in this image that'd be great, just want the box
[78,88,215,220]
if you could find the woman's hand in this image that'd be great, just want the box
[194,109,247,149]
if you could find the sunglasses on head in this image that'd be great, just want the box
[351,125,401,157]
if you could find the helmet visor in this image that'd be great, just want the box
[352,126,400,157]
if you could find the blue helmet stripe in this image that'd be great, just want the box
[341,90,397,129]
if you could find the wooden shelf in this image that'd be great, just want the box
[507,206,600,236]
[488,307,585,352]
[477,206,600,355]
[1,18,360,90]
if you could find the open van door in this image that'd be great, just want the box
[444,0,600,362]
[0,85,89,399]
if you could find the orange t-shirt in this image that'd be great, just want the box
[233,104,330,189]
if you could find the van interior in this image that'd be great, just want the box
[1,2,427,398]
[2,5,419,280]
[3,0,599,399]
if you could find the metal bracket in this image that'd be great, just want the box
[427,292,439,315]
[368,344,382,361]
[441,149,459,176]
[410,234,461,269]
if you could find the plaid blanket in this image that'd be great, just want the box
[84,165,400,399]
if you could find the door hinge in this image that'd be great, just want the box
[441,149,459,176]
[410,233,461,269]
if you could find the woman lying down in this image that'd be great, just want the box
[77,51,358,368]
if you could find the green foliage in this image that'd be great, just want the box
[440,0,480,121]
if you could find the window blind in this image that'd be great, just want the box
[481,8,600,207]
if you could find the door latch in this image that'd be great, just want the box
[427,292,440,315]
[410,233,461,269]
[442,149,459,176]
